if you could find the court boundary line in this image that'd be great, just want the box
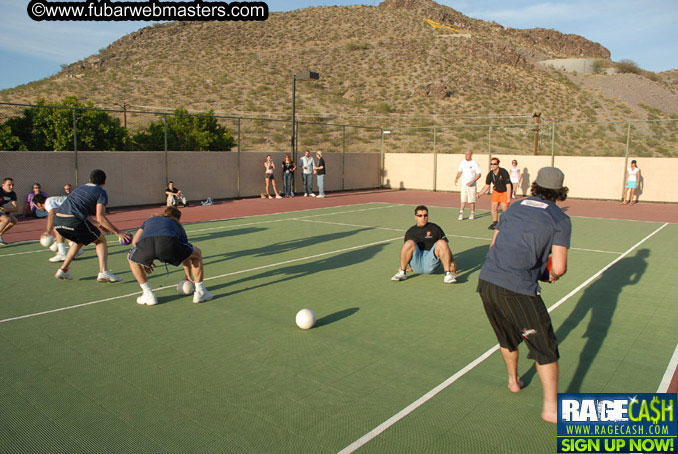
[338,222,668,454]
[0,235,402,324]
[0,204,399,259]
[657,344,678,392]
[296,218,622,254]
[382,202,673,224]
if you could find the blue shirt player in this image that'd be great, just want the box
[477,166,571,424]
[128,206,213,305]
[53,169,132,281]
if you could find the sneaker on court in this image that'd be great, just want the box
[193,289,214,304]
[488,222,497,230]
[458,213,464,221]
[275,195,282,199]
[49,241,59,252]
[290,192,295,198]
[98,270,122,282]
[137,292,158,306]
[444,273,457,284]
[0,237,6,246]
[304,193,308,197]
[317,195,325,198]
[55,269,73,280]
[391,269,407,281]
[49,253,67,262]
[268,195,273,199]
[469,212,475,220]
[310,193,316,197]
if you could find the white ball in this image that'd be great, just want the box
[40,234,55,248]
[177,279,194,295]
[295,309,316,330]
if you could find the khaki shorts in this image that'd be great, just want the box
[460,184,477,203]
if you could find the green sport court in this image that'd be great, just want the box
[1,202,676,453]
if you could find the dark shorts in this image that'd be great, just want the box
[265,174,275,180]
[128,236,193,267]
[54,216,101,246]
[477,279,559,365]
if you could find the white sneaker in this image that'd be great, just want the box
[444,272,457,284]
[304,193,308,197]
[469,212,475,220]
[193,289,214,304]
[268,195,273,199]
[97,270,122,282]
[49,241,59,252]
[275,195,282,199]
[310,193,316,197]
[49,253,67,262]
[0,237,6,246]
[55,269,73,280]
[290,192,295,198]
[317,195,325,198]
[391,269,407,281]
[137,292,158,306]
[458,213,464,221]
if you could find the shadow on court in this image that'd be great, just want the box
[207,243,387,298]
[521,249,650,392]
[451,244,489,283]
[315,307,360,328]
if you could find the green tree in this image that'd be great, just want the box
[131,108,235,151]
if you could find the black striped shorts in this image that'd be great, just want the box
[477,279,559,365]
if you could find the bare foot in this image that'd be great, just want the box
[542,410,557,424]
[508,379,524,393]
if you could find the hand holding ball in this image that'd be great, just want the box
[177,279,195,295]
[119,234,132,246]
[295,309,316,330]
[40,234,54,248]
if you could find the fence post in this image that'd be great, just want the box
[72,108,79,185]
[433,126,437,192]
[380,128,384,188]
[487,125,492,154]
[551,124,555,166]
[163,114,168,186]
[623,121,631,200]
[237,117,241,198]
[342,125,346,191]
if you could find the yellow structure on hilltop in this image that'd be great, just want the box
[423,19,461,33]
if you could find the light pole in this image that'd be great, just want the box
[291,71,319,191]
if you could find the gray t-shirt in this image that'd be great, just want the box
[479,196,571,296]
[56,183,108,221]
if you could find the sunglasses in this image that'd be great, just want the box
[415,214,428,217]
[491,163,499,166]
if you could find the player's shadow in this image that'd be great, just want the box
[521,249,650,392]
[202,228,372,266]
[315,308,360,328]
[449,244,490,283]
[208,243,387,297]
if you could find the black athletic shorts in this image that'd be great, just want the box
[54,216,101,245]
[128,236,193,267]
[477,279,559,365]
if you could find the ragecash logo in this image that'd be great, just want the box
[557,393,677,453]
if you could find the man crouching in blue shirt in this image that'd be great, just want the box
[127,206,213,305]
[54,169,132,281]
[477,167,571,424]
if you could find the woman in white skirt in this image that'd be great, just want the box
[509,160,522,199]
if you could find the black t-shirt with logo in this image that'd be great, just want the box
[1,189,18,208]
[404,222,448,251]
[485,167,511,193]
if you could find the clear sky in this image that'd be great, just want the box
[1,0,676,90]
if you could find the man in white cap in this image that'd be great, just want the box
[477,166,571,424]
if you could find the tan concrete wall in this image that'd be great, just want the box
[384,152,678,202]
[0,151,381,207]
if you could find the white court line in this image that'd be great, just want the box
[0,236,402,324]
[657,344,678,392]
[297,218,622,254]
[0,204,398,259]
[338,222,668,454]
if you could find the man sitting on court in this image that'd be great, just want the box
[53,169,131,281]
[127,206,213,305]
[391,205,458,284]
[0,177,19,245]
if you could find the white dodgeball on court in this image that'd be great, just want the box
[177,279,194,295]
[295,308,316,330]
[40,234,54,248]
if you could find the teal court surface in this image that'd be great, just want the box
[1,202,676,453]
